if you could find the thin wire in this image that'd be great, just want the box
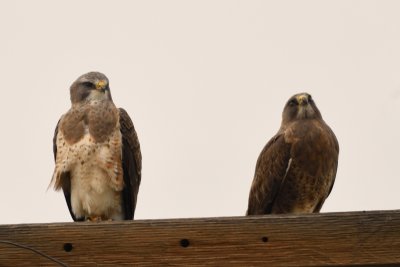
[0,240,68,267]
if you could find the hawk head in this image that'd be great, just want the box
[70,72,112,104]
[282,93,322,124]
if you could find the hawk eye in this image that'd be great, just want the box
[82,81,95,88]
[288,99,297,106]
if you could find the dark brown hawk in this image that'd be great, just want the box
[50,72,142,221]
[247,93,339,215]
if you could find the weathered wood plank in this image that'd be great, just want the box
[0,210,399,266]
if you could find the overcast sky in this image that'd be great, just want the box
[0,1,399,224]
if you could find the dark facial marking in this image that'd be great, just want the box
[288,99,298,107]
[81,81,95,89]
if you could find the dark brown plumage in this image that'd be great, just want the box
[119,108,142,220]
[51,72,142,221]
[246,93,339,215]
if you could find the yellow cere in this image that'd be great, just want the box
[296,94,307,104]
[96,80,107,90]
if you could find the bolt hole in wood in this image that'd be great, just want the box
[63,243,73,252]
[180,239,190,248]
[261,236,269,243]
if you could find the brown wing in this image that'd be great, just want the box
[246,132,291,215]
[326,125,339,197]
[53,119,83,221]
[119,108,142,220]
[312,123,339,212]
[266,120,339,214]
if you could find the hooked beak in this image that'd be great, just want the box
[95,80,107,91]
[296,94,309,106]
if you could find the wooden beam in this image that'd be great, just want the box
[1,210,400,266]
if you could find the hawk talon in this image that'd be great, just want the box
[86,216,102,222]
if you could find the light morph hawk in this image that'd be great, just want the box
[247,93,339,215]
[50,72,142,221]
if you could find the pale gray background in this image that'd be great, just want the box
[0,1,399,224]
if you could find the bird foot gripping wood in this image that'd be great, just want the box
[86,216,114,222]
[86,216,103,222]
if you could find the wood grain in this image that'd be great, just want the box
[0,210,400,266]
